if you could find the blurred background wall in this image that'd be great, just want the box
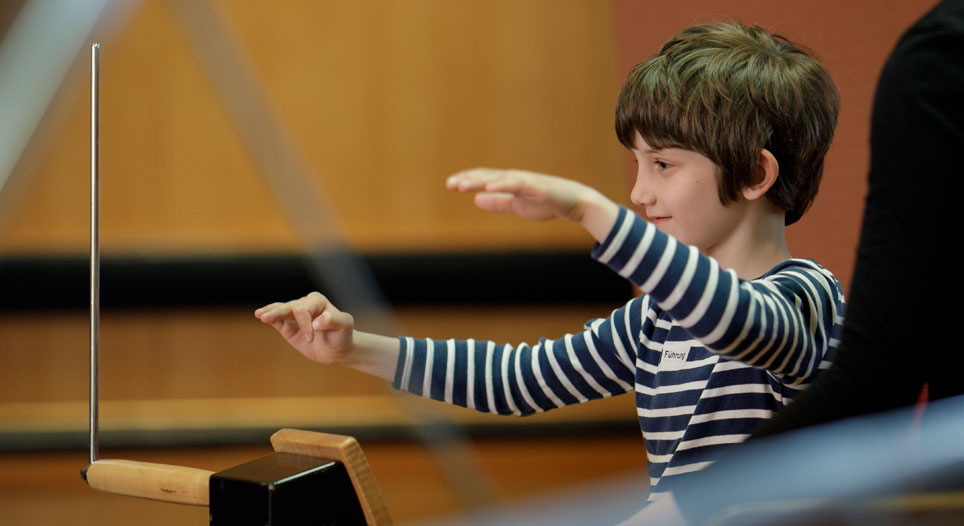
[0,0,938,524]
[0,0,624,254]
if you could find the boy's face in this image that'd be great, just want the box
[630,132,744,255]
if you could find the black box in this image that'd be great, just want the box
[209,452,366,525]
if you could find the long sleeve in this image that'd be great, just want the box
[392,207,843,416]
[594,206,844,384]
[391,301,642,416]
[390,203,844,497]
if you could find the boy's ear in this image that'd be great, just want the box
[742,149,779,201]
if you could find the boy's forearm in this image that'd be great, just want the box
[577,187,621,242]
[340,331,400,382]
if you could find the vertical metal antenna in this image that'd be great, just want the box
[89,42,100,464]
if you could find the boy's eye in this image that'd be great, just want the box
[655,160,671,170]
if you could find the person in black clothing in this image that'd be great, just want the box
[750,0,964,437]
[628,0,964,523]
[753,0,964,437]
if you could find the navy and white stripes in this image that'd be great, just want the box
[394,334,633,416]
[392,207,845,498]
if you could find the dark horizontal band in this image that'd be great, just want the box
[0,420,641,451]
[1,251,631,310]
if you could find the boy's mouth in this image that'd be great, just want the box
[650,216,671,225]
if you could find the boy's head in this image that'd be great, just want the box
[615,21,839,225]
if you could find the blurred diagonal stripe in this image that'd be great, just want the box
[0,0,113,196]
[167,0,394,329]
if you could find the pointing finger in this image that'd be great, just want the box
[256,303,291,323]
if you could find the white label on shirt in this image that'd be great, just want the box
[658,344,691,371]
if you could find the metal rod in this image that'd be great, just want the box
[89,42,100,465]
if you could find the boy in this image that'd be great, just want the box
[255,21,845,501]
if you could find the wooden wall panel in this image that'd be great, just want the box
[0,0,623,254]
[2,0,937,278]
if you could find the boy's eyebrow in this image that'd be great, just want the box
[631,146,661,154]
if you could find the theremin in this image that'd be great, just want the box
[79,43,391,526]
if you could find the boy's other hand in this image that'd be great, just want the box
[446,168,620,242]
[255,292,354,365]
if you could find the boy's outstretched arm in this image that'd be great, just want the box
[446,168,620,243]
[254,292,399,382]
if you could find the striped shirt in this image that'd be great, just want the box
[392,207,845,498]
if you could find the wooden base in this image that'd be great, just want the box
[83,428,391,524]
[271,429,392,525]
[84,459,213,505]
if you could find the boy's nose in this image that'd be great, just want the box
[630,179,656,206]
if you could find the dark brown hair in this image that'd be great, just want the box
[615,22,839,225]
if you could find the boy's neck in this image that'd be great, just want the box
[704,203,791,280]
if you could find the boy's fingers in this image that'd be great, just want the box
[447,174,485,192]
[256,292,337,338]
[270,320,288,334]
[293,307,314,342]
[255,303,281,319]
[447,168,508,191]
[483,178,529,196]
[474,192,517,213]
[256,305,284,322]
[312,309,353,331]
[452,169,546,199]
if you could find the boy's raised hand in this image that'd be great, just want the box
[446,167,620,242]
[254,292,354,366]
[446,168,587,222]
